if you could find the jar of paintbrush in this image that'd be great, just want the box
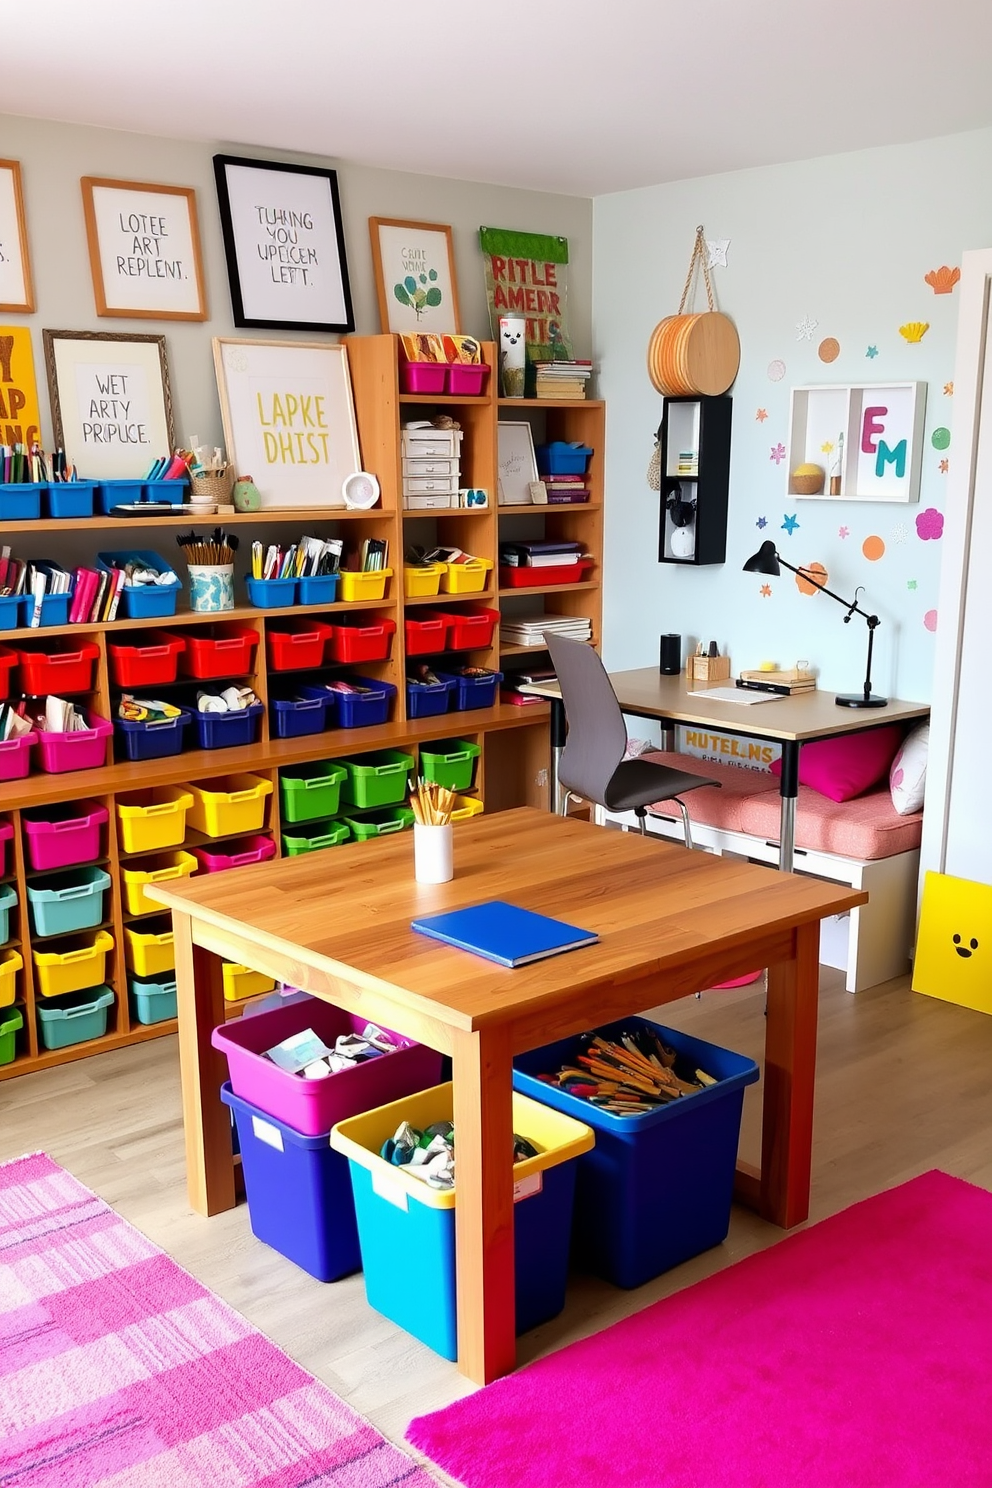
[177,529,239,613]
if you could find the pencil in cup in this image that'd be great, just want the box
[408,777,457,826]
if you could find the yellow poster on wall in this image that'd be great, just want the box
[912,871,992,1016]
[0,325,42,450]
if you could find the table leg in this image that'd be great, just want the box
[173,912,236,1218]
[549,696,568,815]
[760,920,820,1227]
[452,1025,516,1384]
[778,739,800,872]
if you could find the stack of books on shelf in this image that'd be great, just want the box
[499,540,586,568]
[534,360,593,400]
[543,474,590,505]
[501,613,592,647]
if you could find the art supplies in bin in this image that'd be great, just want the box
[0,553,73,627]
[176,528,239,613]
[264,1022,401,1081]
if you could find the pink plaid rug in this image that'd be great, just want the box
[0,1153,436,1488]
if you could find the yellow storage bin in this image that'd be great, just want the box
[0,948,23,1008]
[403,562,447,598]
[123,920,175,978]
[338,568,393,603]
[33,931,114,999]
[116,787,194,854]
[222,963,277,1003]
[439,557,492,595]
[449,794,484,823]
[185,774,273,838]
[122,852,198,916]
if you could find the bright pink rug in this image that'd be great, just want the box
[0,1153,436,1488]
[408,1170,992,1488]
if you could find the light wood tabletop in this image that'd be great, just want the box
[150,807,866,1384]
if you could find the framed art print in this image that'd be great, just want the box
[497,420,539,505]
[213,155,355,333]
[369,217,460,335]
[0,159,35,314]
[43,329,175,479]
[81,177,207,321]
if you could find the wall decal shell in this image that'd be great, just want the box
[924,266,960,295]
[899,321,930,344]
[796,562,827,595]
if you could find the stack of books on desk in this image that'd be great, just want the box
[534,360,593,400]
[501,613,592,646]
[499,540,585,568]
[736,668,816,696]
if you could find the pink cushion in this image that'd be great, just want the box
[769,726,904,802]
[643,751,778,833]
[738,785,923,860]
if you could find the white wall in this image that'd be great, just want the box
[594,127,992,702]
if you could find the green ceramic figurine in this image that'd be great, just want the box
[232,476,261,513]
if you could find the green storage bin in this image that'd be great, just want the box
[282,820,352,856]
[339,751,415,810]
[419,739,481,793]
[128,973,177,1025]
[0,1006,23,1065]
[279,762,348,824]
[0,883,16,945]
[37,986,114,1051]
[344,807,415,842]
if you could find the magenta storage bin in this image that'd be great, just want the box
[447,363,490,396]
[0,734,35,782]
[0,820,11,877]
[190,834,276,874]
[211,998,442,1138]
[400,362,447,394]
[34,714,113,775]
[22,801,108,871]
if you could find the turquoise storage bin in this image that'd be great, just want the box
[0,883,16,944]
[37,986,114,1051]
[128,972,177,1025]
[26,867,111,939]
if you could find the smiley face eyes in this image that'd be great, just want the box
[952,933,979,958]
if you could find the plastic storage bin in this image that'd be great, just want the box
[23,801,108,870]
[0,884,15,946]
[405,613,449,656]
[0,819,11,876]
[406,674,454,719]
[245,576,296,609]
[115,707,191,762]
[37,986,114,1049]
[33,930,114,998]
[185,774,272,837]
[221,1083,362,1282]
[97,479,144,513]
[439,558,493,595]
[0,646,15,699]
[222,963,276,1002]
[343,807,414,841]
[436,668,503,711]
[266,621,332,672]
[326,618,396,665]
[18,582,75,629]
[165,625,259,680]
[0,1006,22,1064]
[282,820,351,856]
[13,642,100,695]
[513,1018,760,1289]
[45,480,97,519]
[121,851,197,916]
[0,483,43,520]
[536,441,592,476]
[107,633,186,688]
[500,557,593,588]
[279,762,348,824]
[297,573,340,606]
[189,701,265,750]
[116,787,193,854]
[190,834,276,873]
[270,690,335,739]
[0,948,21,1006]
[339,750,415,810]
[447,362,490,396]
[0,733,35,781]
[212,998,443,1138]
[142,477,187,506]
[26,867,111,939]
[95,551,181,619]
[400,362,447,395]
[35,713,113,774]
[449,794,484,822]
[0,595,21,631]
[337,569,393,603]
[128,972,177,1025]
[123,917,175,978]
[331,1082,594,1359]
[332,677,397,729]
[418,740,480,793]
[403,563,447,598]
[433,607,500,650]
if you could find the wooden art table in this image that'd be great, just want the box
[150,808,865,1384]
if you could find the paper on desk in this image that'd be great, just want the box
[688,686,778,705]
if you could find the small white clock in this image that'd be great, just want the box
[342,471,381,510]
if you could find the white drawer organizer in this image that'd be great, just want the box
[594,803,920,994]
[402,425,463,509]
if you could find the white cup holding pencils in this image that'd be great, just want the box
[188,563,234,612]
[411,778,456,883]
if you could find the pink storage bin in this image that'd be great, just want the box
[190,834,277,873]
[400,362,448,395]
[34,713,113,775]
[22,801,109,871]
[447,362,490,396]
[211,998,442,1137]
[0,820,12,876]
[0,734,35,782]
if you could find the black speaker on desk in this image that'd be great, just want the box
[659,633,681,674]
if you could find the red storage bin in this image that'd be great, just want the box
[13,642,101,696]
[107,634,185,688]
[499,557,593,589]
[326,617,396,665]
[427,606,500,650]
[266,621,333,672]
[405,613,450,656]
[189,834,277,873]
[0,647,16,701]
[163,625,259,680]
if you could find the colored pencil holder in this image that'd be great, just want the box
[188,564,234,613]
[414,823,453,884]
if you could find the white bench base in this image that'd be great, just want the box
[594,805,919,994]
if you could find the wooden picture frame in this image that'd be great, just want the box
[213,155,354,333]
[81,176,207,321]
[212,337,361,509]
[369,217,460,335]
[497,420,539,506]
[0,159,35,314]
[43,329,175,479]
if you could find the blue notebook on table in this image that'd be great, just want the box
[411,900,598,968]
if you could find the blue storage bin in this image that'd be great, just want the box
[189,702,264,750]
[115,708,191,761]
[246,577,297,608]
[36,986,114,1050]
[18,563,75,628]
[221,1083,362,1283]
[270,691,335,739]
[406,675,454,719]
[0,483,44,520]
[298,573,340,606]
[0,595,20,630]
[436,669,503,711]
[513,1017,760,1289]
[321,677,396,729]
[97,479,145,514]
[128,972,178,1025]
[535,441,592,476]
[26,867,112,938]
[0,883,17,944]
[45,481,97,519]
[96,550,181,619]
[142,478,187,506]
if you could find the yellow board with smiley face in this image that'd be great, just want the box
[913,871,992,1015]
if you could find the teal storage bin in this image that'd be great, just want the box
[37,986,114,1051]
[128,972,178,1025]
[0,883,16,944]
[339,750,415,809]
[0,1006,23,1066]
[26,867,111,939]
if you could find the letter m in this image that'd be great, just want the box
[875,439,907,479]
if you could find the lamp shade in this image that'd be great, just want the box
[742,541,781,575]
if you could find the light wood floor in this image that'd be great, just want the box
[2,967,990,1477]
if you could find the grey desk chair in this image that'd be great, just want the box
[543,633,719,849]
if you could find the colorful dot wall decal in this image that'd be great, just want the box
[767,359,786,382]
[796,562,828,595]
[924,609,938,632]
[862,535,885,561]
[931,427,951,450]
[916,508,944,540]
[818,337,840,363]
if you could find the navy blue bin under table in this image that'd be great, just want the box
[436,669,503,711]
[45,481,98,519]
[189,702,265,750]
[0,483,44,520]
[513,1018,760,1290]
[270,691,336,739]
[115,708,192,762]
[220,1082,361,1283]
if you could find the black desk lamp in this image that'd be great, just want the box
[742,540,887,708]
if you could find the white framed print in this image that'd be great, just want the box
[213,337,362,509]
[497,420,539,505]
[81,177,207,321]
[43,329,175,479]
[213,155,354,333]
[0,159,34,314]
[369,217,460,335]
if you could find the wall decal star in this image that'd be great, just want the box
[770,443,786,464]
[760,584,772,597]
[756,408,768,422]
[796,316,818,341]
[756,515,768,529]
[866,345,879,358]
[907,579,918,590]
[706,239,730,268]
[939,458,949,473]
[781,513,800,535]
[944,382,954,395]
[838,526,850,538]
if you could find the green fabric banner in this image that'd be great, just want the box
[478,226,573,367]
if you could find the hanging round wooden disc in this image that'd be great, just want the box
[647,227,740,397]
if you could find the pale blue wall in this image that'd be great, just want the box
[593,128,992,701]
